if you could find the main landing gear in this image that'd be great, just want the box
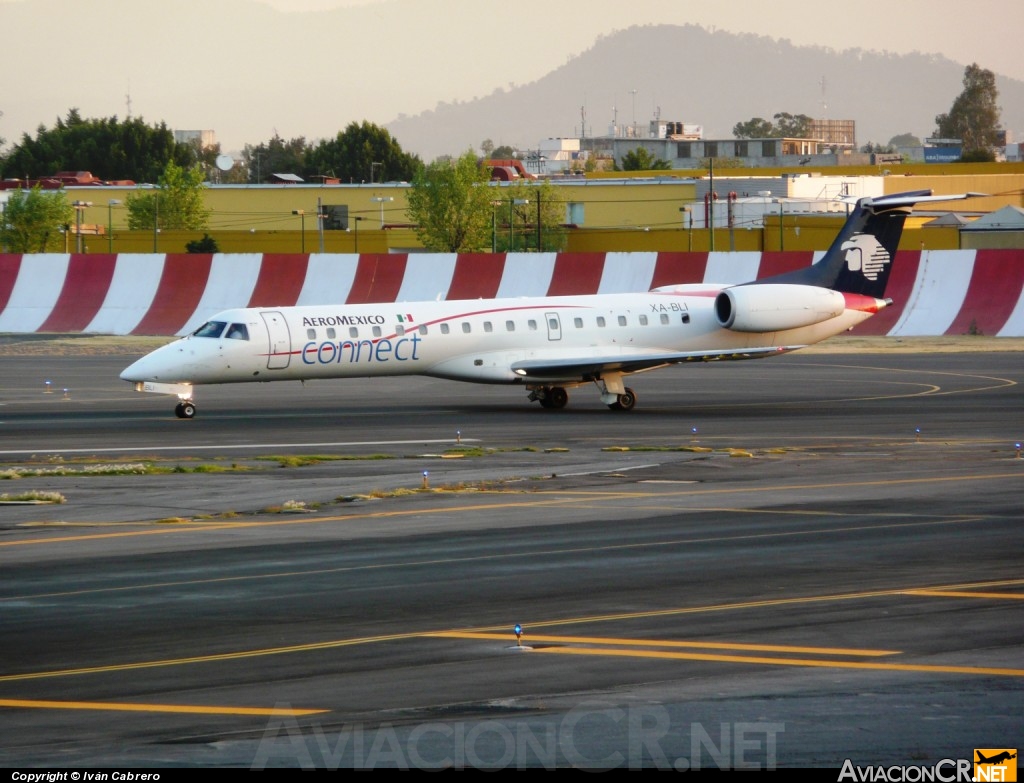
[528,385,637,411]
[607,387,637,411]
[174,401,196,419]
[530,386,569,409]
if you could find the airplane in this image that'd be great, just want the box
[120,190,976,418]
[976,751,1016,765]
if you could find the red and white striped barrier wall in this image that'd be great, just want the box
[1,251,1023,337]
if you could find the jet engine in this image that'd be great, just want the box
[714,284,846,333]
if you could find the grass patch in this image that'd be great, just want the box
[259,454,395,468]
[600,445,711,453]
[1,462,254,479]
[442,446,540,457]
[171,464,249,474]
[2,463,153,479]
[0,490,66,504]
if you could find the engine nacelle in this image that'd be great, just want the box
[714,284,846,332]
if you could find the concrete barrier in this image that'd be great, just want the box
[1,251,1022,337]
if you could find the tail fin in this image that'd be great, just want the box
[760,190,978,298]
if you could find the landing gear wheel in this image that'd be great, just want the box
[607,387,637,412]
[546,387,569,409]
[174,401,196,419]
[535,386,569,409]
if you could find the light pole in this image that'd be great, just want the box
[292,209,306,253]
[152,191,160,253]
[107,199,120,253]
[679,206,692,252]
[370,196,393,229]
[491,200,503,253]
[353,216,364,253]
[72,200,92,253]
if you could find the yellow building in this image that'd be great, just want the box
[50,163,1024,254]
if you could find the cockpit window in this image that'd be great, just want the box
[193,320,227,338]
[226,323,249,340]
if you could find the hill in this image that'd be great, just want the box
[386,24,1024,160]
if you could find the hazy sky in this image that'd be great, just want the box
[1,0,1021,156]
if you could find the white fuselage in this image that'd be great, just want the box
[120,287,881,390]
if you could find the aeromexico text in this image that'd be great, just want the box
[302,314,388,327]
[300,312,422,365]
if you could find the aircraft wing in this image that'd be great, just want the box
[510,346,802,380]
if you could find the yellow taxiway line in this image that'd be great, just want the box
[0,698,325,716]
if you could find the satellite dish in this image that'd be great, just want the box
[215,154,234,172]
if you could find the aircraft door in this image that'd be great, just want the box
[545,312,562,341]
[260,310,292,370]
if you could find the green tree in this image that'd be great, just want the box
[619,146,671,171]
[185,233,220,253]
[0,110,193,182]
[731,112,813,139]
[242,133,308,184]
[772,112,813,137]
[490,145,517,160]
[498,178,567,252]
[406,150,495,252]
[304,121,421,184]
[888,133,922,148]
[0,186,74,252]
[125,161,209,231]
[732,117,776,138]
[935,63,1001,160]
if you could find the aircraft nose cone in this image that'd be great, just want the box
[120,356,152,382]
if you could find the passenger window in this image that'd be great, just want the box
[462,322,471,333]
[419,324,428,335]
[528,320,537,331]
[349,327,359,338]
[505,320,515,332]
[326,327,336,339]
[660,314,669,325]
[639,315,648,326]
[574,317,583,328]
[226,323,249,340]
[194,321,227,338]
[484,321,493,333]
[395,325,405,337]
[441,323,450,335]
[372,326,382,337]
[548,317,559,330]
[306,328,316,340]
[597,317,606,328]
[618,315,627,326]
